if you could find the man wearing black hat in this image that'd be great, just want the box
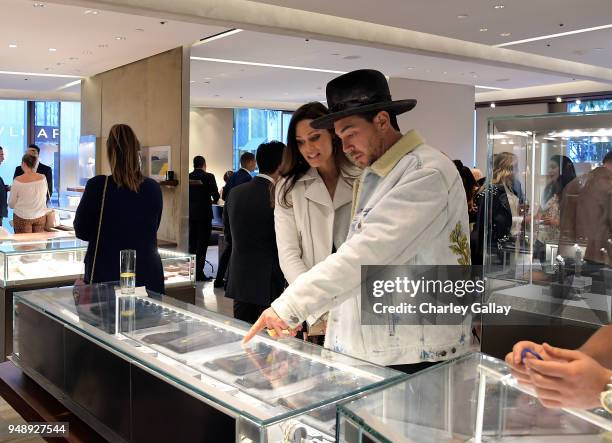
[244,70,471,374]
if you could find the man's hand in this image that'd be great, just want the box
[243,308,294,344]
[524,343,612,409]
[505,341,546,386]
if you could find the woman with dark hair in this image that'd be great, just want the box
[535,155,576,261]
[74,124,164,293]
[274,102,359,338]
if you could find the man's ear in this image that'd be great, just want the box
[375,111,390,130]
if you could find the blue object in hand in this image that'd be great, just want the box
[521,348,543,362]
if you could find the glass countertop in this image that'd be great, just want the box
[338,352,612,443]
[14,285,403,427]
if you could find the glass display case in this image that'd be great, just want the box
[482,111,612,357]
[337,352,612,442]
[0,233,194,288]
[0,234,86,287]
[12,285,403,442]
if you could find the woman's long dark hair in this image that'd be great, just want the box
[277,102,355,208]
[542,155,576,203]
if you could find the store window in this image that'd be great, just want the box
[0,100,27,188]
[233,108,293,170]
[34,101,61,196]
[566,100,612,166]
[567,99,612,113]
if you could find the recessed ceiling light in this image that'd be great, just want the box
[83,50,93,55]
[190,56,346,75]
[457,14,468,19]
[494,5,505,9]
[24,78,28,81]
[98,44,108,48]
[496,78,510,82]
[190,80,196,83]
[576,99,582,105]
[193,29,243,47]
[33,3,46,7]
[0,70,81,79]
[500,33,511,37]
[496,23,612,48]
[48,48,57,52]
[475,85,504,90]
[593,47,604,51]
[84,9,99,15]
[442,71,448,75]
[480,28,488,32]
[8,44,17,48]
[135,28,144,32]
[69,57,78,61]
[490,103,496,108]
[556,97,562,102]
[406,66,415,70]
[115,36,126,41]
[214,94,220,97]
[343,55,361,60]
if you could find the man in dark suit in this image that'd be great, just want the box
[223,141,285,323]
[14,144,53,198]
[189,155,220,281]
[214,152,257,288]
[224,152,256,197]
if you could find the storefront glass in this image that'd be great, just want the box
[232,108,292,170]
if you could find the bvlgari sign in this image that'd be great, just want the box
[0,126,25,137]
[34,125,60,143]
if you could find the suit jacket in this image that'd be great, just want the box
[14,163,53,197]
[223,176,285,306]
[224,169,252,198]
[0,177,7,218]
[189,169,219,222]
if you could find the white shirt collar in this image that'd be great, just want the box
[240,167,250,173]
[257,173,275,183]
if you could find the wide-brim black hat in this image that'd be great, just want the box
[312,69,417,129]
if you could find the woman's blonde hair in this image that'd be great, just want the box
[492,152,516,186]
[107,124,144,192]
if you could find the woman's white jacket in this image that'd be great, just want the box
[274,167,353,321]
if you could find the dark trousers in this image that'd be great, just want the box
[389,361,439,375]
[215,239,231,283]
[189,219,212,280]
[233,300,267,324]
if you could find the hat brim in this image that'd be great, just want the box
[311,99,417,129]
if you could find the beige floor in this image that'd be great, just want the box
[0,397,44,443]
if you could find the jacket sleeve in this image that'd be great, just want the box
[223,196,232,246]
[274,183,309,284]
[271,165,448,327]
[45,167,53,198]
[208,174,220,204]
[74,177,101,241]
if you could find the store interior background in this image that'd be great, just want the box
[1,0,612,247]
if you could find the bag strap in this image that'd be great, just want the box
[90,176,109,283]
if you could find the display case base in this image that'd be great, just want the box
[0,360,106,443]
